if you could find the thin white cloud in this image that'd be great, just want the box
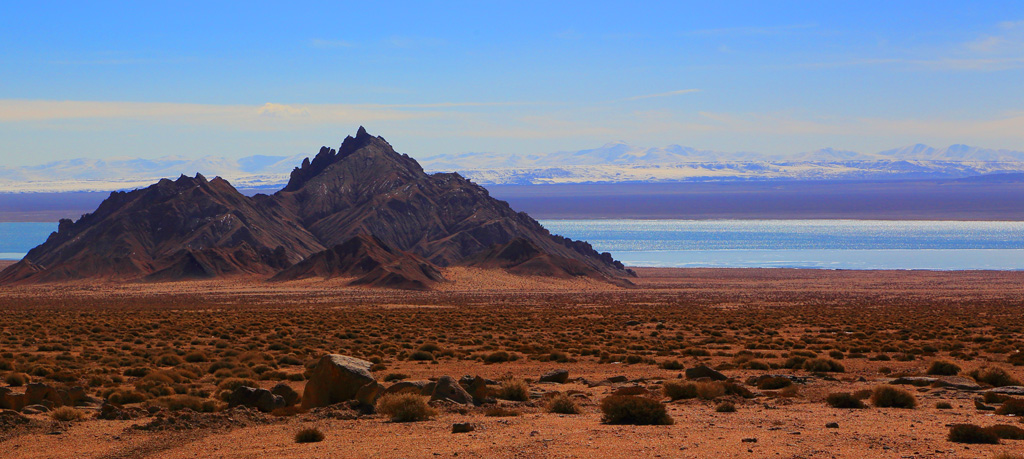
[623,89,700,101]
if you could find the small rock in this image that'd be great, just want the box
[539,369,569,384]
[741,438,757,443]
[686,365,727,381]
[452,422,474,433]
[826,422,839,428]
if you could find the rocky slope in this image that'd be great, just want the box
[0,128,632,287]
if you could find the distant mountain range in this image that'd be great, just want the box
[3,142,1024,192]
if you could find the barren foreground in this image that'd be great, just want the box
[2,267,1024,458]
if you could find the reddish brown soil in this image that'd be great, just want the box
[1,267,1023,458]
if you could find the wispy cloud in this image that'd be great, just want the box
[309,38,354,49]
[623,89,700,101]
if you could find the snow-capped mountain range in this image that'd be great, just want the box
[3,143,1024,192]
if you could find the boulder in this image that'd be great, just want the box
[0,388,27,411]
[430,376,472,405]
[384,380,430,396]
[271,383,300,407]
[464,376,490,403]
[300,354,378,409]
[686,365,727,381]
[355,382,383,407]
[25,383,63,406]
[539,370,569,384]
[228,386,286,413]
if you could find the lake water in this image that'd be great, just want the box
[3,220,1024,270]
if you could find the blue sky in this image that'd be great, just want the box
[2,1,1024,165]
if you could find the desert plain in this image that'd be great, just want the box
[1,263,1023,459]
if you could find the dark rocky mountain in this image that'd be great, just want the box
[270,234,445,290]
[0,127,633,287]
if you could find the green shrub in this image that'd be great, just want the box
[927,360,961,376]
[600,396,673,425]
[871,386,917,409]
[826,392,867,409]
[948,424,999,444]
[376,393,436,422]
[294,427,325,443]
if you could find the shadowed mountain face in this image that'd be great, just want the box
[0,128,631,287]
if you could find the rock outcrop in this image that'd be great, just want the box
[300,354,380,409]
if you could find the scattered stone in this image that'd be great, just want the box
[25,383,62,407]
[452,422,475,433]
[686,365,727,381]
[974,400,995,411]
[430,376,472,405]
[228,386,286,413]
[271,383,300,407]
[463,376,490,403]
[539,369,570,384]
[355,382,383,407]
[742,438,758,443]
[384,380,430,396]
[97,403,147,421]
[301,354,379,409]
[986,386,1024,396]
[21,404,50,414]
[612,386,650,397]
[826,422,839,429]
[625,320,641,326]
[606,376,628,383]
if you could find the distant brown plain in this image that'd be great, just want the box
[2,266,1024,458]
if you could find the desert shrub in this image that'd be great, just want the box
[149,395,220,412]
[660,360,684,370]
[409,350,434,361]
[1009,352,1024,366]
[742,360,770,370]
[782,356,807,369]
[50,406,85,422]
[376,393,435,422]
[484,351,511,364]
[715,401,736,412]
[600,396,673,425]
[695,381,726,400]
[927,360,961,376]
[383,373,409,382]
[547,393,580,414]
[107,389,147,404]
[183,352,208,363]
[4,372,28,386]
[156,354,184,366]
[829,350,845,359]
[757,377,793,390]
[123,367,150,377]
[871,386,917,409]
[662,381,697,400]
[496,378,529,401]
[217,378,258,392]
[484,406,520,417]
[948,424,999,444]
[970,367,1022,387]
[802,358,845,373]
[986,424,1024,440]
[936,401,953,409]
[826,392,867,409]
[995,398,1024,416]
[294,427,325,443]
